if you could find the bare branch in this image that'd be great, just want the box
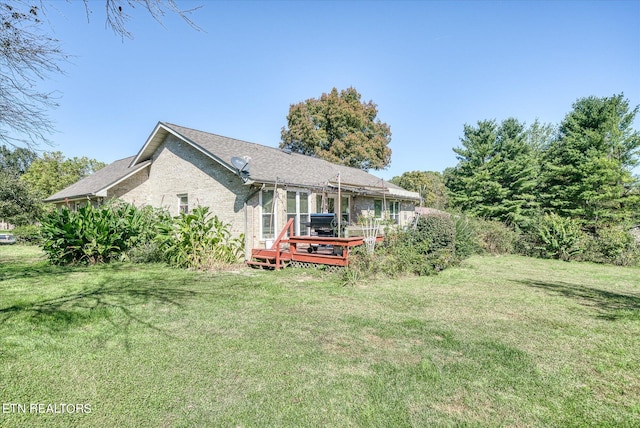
[0,1,68,149]
[97,0,203,40]
[0,0,202,149]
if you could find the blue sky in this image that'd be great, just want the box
[34,0,640,180]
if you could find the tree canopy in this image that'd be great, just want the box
[445,118,539,226]
[539,94,640,230]
[445,94,640,233]
[0,145,39,224]
[0,147,105,225]
[280,87,392,171]
[389,171,448,209]
[21,151,106,200]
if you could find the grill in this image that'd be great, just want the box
[303,213,341,254]
[306,213,337,237]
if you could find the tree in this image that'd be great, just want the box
[280,87,392,171]
[0,145,40,224]
[0,1,199,149]
[539,94,640,230]
[0,144,38,175]
[446,120,503,218]
[445,118,539,226]
[21,151,106,199]
[526,119,556,154]
[0,170,41,225]
[389,171,448,209]
[97,0,201,40]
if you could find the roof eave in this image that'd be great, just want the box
[94,160,151,195]
[43,161,151,203]
[43,194,98,203]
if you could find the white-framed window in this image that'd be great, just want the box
[260,189,275,240]
[287,190,310,236]
[178,194,189,214]
[388,201,400,223]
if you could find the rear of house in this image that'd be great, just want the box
[45,122,421,259]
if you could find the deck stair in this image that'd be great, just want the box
[247,219,294,270]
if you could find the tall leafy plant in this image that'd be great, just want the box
[41,204,124,264]
[158,206,243,269]
[40,201,169,265]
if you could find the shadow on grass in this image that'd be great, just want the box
[518,279,640,321]
[0,268,219,350]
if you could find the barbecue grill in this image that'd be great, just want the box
[304,213,342,254]
[307,213,337,237]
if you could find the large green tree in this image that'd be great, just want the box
[0,144,37,174]
[21,151,106,199]
[280,87,392,171]
[0,145,40,224]
[0,170,41,225]
[389,170,448,209]
[446,118,539,225]
[539,94,640,230]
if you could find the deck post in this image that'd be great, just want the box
[272,218,295,270]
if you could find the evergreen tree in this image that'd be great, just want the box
[446,118,538,226]
[446,120,502,217]
[493,118,539,225]
[539,94,640,230]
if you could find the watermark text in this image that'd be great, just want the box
[2,403,91,414]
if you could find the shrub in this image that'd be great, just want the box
[41,204,124,265]
[534,213,586,261]
[40,201,170,265]
[452,213,481,259]
[343,214,458,283]
[476,219,518,255]
[581,225,640,266]
[122,205,172,263]
[157,206,244,269]
[11,225,42,245]
[413,214,456,254]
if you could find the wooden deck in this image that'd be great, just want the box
[247,219,381,270]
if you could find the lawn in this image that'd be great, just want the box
[1,245,639,427]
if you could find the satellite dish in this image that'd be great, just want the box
[230,156,250,172]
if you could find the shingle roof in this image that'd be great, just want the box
[157,123,417,198]
[46,122,420,202]
[44,156,150,202]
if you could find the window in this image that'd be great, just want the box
[374,200,383,218]
[287,191,310,235]
[388,201,400,223]
[260,189,275,240]
[316,195,349,223]
[316,195,334,214]
[178,194,188,214]
[341,196,350,224]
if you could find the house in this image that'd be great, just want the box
[45,122,421,260]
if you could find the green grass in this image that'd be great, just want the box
[1,245,639,427]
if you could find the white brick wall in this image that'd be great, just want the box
[109,135,259,257]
